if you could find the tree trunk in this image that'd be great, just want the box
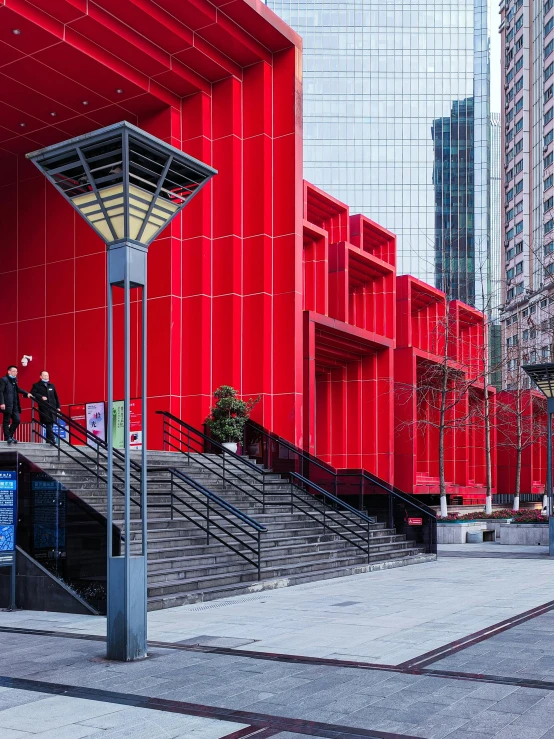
[439,370,448,517]
[514,394,522,511]
[484,382,492,514]
[514,447,521,511]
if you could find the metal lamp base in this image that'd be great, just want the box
[107,555,147,661]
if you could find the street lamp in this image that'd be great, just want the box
[27,122,216,660]
[522,362,554,556]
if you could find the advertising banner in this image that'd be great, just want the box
[112,399,142,449]
[0,471,16,566]
[130,398,142,450]
[112,401,125,449]
[86,402,106,446]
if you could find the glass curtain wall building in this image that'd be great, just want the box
[266,0,492,307]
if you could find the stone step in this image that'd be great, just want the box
[146,540,416,580]
[11,441,433,610]
[146,552,435,610]
[147,547,428,598]
[142,533,407,562]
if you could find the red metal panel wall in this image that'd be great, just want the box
[0,0,303,450]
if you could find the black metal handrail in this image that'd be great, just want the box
[28,401,266,574]
[157,411,395,559]
[29,399,143,508]
[157,411,284,510]
[245,419,437,555]
[148,467,266,577]
[287,473,377,560]
[246,419,437,518]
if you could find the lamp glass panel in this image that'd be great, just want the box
[128,184,178,243]
[71,190,114,242]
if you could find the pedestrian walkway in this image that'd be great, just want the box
[0,550,554,737]
[0,687,246,738]
[3,553,554,665]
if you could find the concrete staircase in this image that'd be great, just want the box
[8,443,435,609]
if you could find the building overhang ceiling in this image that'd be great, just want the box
[0,0,299,162]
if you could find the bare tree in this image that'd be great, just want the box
[396,304,490,517]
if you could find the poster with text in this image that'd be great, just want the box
[129,398,142,450]
[112,399,142,449]
[86,402,106,446]
[112,401,125,449]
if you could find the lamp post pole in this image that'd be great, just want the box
[521,363,554,557]
[105,242,149,661]
[546,398,554,557]
[26,122,216,660]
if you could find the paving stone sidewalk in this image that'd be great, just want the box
[0,630,553,738]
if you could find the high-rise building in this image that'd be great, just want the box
[265,0,492,306]
[500,0,554,388]
[489,112,503,389]
[432,98,476,305]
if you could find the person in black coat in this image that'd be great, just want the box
[0,366,31,444]
[31,371,61,444]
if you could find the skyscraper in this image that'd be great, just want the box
[265,0,492,306]
[432,98,475,305]
[489,112,503,389]
[500,0,554,388]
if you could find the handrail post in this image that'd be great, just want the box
[222,449,226,484]
[388,493,393,529]
[206,498,210,544]
[57,423,61,460]
[187,428,190,462]
[323,505,326,532]
[257,531,261,581]
[367,519,370,563]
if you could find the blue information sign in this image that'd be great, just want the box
[0,471,16,569]
[43,420,66,440]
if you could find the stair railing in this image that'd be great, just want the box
[29,398,143,509]
[27,401,266,573]
[156,411,388,552]
[157,411,286,511]
[287,473,376,562]
[148,467,266,578]
[245,419,437,555]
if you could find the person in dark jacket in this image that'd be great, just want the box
[31,371,61,444]
[0,366,31,444]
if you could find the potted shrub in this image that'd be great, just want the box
[205,385,260,454]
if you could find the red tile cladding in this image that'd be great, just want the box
[0,0,501,494]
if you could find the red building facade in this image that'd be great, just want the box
[0,0,495,500]
[394,277,497,502]
[496,390,547,497]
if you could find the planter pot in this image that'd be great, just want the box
[247,443,260,457]
[437,521,488,544]
[500,523,549,545]
[222,441,238,454]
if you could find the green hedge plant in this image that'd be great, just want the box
[205,385,260,444]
